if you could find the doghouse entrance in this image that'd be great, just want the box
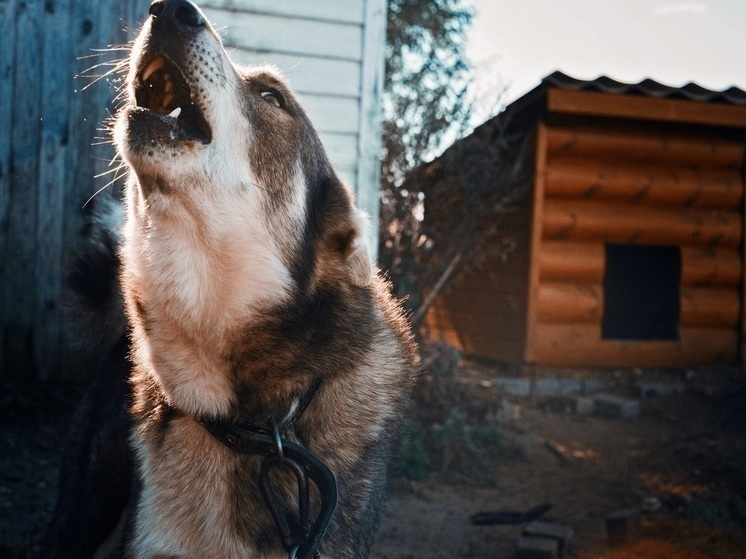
[602,244,681,341]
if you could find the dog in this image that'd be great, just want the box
[43,0,418,557]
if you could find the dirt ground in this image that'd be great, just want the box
[1,362,745,558]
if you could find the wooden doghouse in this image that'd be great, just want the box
[423,72,746,367]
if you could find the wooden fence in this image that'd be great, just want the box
[1,0,147,380]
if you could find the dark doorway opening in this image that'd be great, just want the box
[602,244,681,341]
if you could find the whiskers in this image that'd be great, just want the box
[78,44,133,207]
[84,154,130,209]
[77,44,133,109]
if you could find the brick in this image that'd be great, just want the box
[606,509,640,545]
[574,396,595,415]
[516,536,559,559]
[523,521,573,557]
[593,394,640,419]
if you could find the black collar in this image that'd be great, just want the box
[197,378,337,559]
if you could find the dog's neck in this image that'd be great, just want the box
[122,174,299,419]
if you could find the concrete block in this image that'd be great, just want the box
[516,535,559,559]
[593,394,640,419]
[493,378,532,397]
[496,400,521,425]
[523,521,573,557]
[574,396,595,415]
[637,381,685,398]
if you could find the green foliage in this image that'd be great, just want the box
[380,0,478,309]
[383,0,475,183]
[687,495,746,536]
[395,408,526,486]
[395,418,432,482]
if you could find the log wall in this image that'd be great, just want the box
[425,207,533,362]
[525,122,745,367]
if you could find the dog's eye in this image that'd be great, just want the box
[260,91,282,108]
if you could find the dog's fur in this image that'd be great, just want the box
[44,1,417,557]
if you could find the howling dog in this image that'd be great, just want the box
[44,0,417,557]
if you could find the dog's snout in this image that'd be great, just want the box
[148,0,205,30]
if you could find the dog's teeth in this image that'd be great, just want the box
[168,107,182,118]
[141,56,165,82]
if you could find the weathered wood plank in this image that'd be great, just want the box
[525,124,550,364]
[537,282,602,325]
[545,157,743,210]
[336,168,357,189]
[63,0,106,243]
[303,94,360,135]
[0,0,18,375]
[319,132,358,170]
[531,323,738,367]
[681,287,741,328]
[34,0,74,379]
[539,241,605,283]
[200,0,365,24]
[542,199,742,248]
[356,0,387,258]
[545,124,743,168]
[228,48,361,98]
[5,0,44,377]
[203,8,363,62]
[548,88,746,129]
[540,241,742,288]
[535,282,741,330]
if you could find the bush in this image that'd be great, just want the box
[395,408,525,486]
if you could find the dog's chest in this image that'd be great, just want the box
[133,416,278,558]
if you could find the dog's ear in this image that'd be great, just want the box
[321,207,373,288]
[346,211,372,287]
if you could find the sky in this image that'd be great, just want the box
[465,0,746,123]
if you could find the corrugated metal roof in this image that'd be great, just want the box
[541,71,746,105]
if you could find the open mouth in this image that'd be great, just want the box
[134,55,212,144]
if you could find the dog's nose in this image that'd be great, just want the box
[148,0,205,30]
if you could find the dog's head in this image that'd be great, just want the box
[115,0,371,295]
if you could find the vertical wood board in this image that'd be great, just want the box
[356,0,387,259]
[524,124,549,363]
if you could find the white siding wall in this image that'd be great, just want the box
[200,0,386,256]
